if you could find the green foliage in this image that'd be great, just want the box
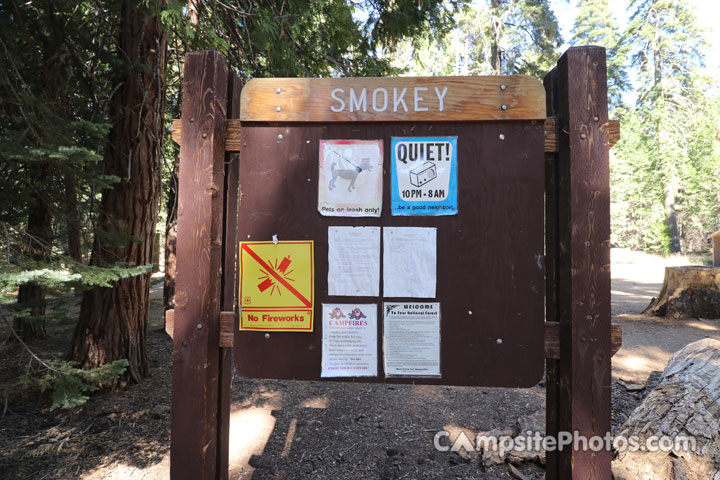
[609,0,720,252]
[392,0,561,77]
[570,0,628,110]
[38,359,129,410]
[0,263,153,303]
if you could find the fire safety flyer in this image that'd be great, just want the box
[239,240,314,331]
[383,303,441,377]
[321,304,378,378]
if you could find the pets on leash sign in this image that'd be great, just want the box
[391,137,458,216]
[318,139,383,217]
[239,241,314,331]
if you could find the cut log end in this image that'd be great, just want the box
[643,266,720,319]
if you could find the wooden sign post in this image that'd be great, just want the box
[170,46,618,479]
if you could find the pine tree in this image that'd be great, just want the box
[570,0,628,110]
[69,0,168,383]
[392,0,562,78]
[610,0,720,253]
[616,0,719,253]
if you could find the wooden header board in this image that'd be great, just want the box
[234,77,547,387]
[240,76,546,122]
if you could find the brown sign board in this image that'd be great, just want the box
[234,85,546,386]
[240,76,546,122]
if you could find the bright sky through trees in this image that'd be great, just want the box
[552,0,720,78]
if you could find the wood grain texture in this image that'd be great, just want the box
[234,120,546,388]
[172,117,620,152]
[543,66,561,480]
[545,322,621,359]
[545,118,619,151]
[239,76,545,122]
[556,46,613,479]
[215,72,242,480]
[613,339,720,479]
[170,51,227,480]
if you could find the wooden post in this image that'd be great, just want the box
[215,71,242,480]
[171,50,228,480]
[546,46,612,478]
[544,66,561,480]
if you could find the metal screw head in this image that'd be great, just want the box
[580,133,587,140]
[275,106,282,112]
[196,323,203,330]
[500,84,507,90]
[500,104,508,111]
[189,117,195,123]
[594,115,599,122]
[276,88,281,94]
[264,333,270,339]
[277,134,283,140]
[498,134,505,140]
[496,338,503,345]
[201,133,207,138]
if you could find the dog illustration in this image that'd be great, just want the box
[329,158,373,192]
[328,148,373,192]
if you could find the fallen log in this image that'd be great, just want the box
[643,266,720,318]
[612,339,720,480]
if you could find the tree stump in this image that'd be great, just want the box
[643,266,720,318]
[612,339,720,480]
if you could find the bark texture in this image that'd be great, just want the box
[70,0,167,383]
[643,266,720,319]
[613,339,720,480]
[14,178,52,340]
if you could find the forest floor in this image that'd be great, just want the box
[1,249,719,480]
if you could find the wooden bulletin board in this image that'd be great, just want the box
[234,77,546,387]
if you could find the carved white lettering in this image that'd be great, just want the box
[434,86,448,112]
[414,87,428,112]
[327,84,450,114]
[350,88,367,112]
[393,87,408,112]
[330,88,345,113]
[372,88,388,112]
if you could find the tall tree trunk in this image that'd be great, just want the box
[65,175,82,262]
[70,0,167,383]
[650,9,681,253]
[163,165,177,311]
[663,178,681,253]
[14,190,52,340]
[163,0,197,312]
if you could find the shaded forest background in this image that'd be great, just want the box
[0,0,718,405]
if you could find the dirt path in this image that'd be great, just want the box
[2,249,718,479]
[610,248,720,384]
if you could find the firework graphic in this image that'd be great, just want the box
[257,255,294,296]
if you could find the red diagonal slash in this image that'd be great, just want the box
[242,244,311,307]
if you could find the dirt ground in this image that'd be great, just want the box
[1,249,718,479]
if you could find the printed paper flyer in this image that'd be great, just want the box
[391,137,457,216]
[322,304,378,377]
[383,302,441,377]
[318,140,383,217]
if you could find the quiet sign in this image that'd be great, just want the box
[391,136,458,216]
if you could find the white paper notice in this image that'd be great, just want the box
[328,226,380,296]
[322,304,378,378]
[383,227,436,298]
[383,303,441,377]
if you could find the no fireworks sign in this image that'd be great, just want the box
[391,137,458,216]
